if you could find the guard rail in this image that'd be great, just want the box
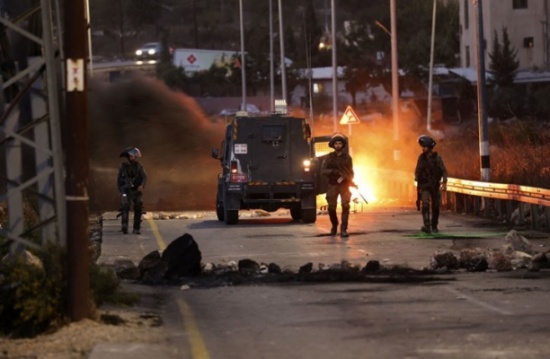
[373,169,550,232]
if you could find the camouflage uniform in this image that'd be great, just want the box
[321,151,354,236]
[117,160,147,234]
[414,150,447,233]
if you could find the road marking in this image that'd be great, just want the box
[145,218,210,358]
[146,217,167,251]
[178,299,211,359]
[445,286,512,315]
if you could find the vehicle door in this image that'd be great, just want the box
[247,119,291,182]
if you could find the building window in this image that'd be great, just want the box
[313,83,322,94]
[513,0,528,9]
[524,37,534,48]
[464,0,469,30]
[465,46,470,67]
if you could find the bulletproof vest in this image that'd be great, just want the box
[122,162,143,188]
[418,152,442,186]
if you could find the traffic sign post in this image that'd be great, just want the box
[339,105,360,137]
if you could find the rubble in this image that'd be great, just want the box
[106,229,550,288]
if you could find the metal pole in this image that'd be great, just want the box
[278,0,287,102]
[40,0,66,245]
[269,0,274,112]
[544,0,549,67]
[85,0,93,76]
[64,0,91,321]
[474,0,490,181]
[331,0,337,132]
[390,0,400,160]
[427,0,437,131]
[239,0,246,110]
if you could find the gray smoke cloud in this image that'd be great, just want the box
[89,75,226,211]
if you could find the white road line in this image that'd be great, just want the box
[445,286,512,315]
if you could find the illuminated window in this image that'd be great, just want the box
[313,83,324,94]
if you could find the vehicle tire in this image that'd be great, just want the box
[301,208,316,223]
[290,207,302,220]
[224,208,239,225]
[216,201,224,221]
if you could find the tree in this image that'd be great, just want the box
[488,28,519,88]
[487,28,522,119]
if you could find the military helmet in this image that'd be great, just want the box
[328,132,348,149]
[417,135,436,149]
[119,147,142,158]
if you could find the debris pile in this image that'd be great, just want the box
[430,230,550,272]
[111,233,447,287]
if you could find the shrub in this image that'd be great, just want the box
[0,243,139,338]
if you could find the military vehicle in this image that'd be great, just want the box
[211,112,331,225]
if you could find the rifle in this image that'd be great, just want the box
[336,166,369,204]
[416,187,421,211]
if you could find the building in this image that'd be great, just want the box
[460,0,550,70]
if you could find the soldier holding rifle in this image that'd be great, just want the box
[117,147,147,234]
[321,133,355,237]
[414,135,447,234]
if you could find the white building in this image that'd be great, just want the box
[460,0,550,70]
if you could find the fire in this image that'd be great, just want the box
[315,154,381,208]
[349,155,379,204]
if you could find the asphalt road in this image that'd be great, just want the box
[95,206,550,359]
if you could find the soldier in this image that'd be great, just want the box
[117,147,147,234]
[321,132,354,237]
[414,135,447,234]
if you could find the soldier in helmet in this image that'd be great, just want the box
[414,135,447,234]
[117,147,147,234]
[321,132,354,237]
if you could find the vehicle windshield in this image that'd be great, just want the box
[142,43,160,49]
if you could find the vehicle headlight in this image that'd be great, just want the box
[303,159,311,172]
[136,50,142,55]
[148,49,156,55]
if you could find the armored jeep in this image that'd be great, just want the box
[211,113,325,224]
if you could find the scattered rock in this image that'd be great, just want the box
[362,260,380,273]
[430,251,459,270]
[238,259,260,274]
[299,262,313,274]
[504,230,536,255]
[268,262,281,274]
[114,259,140,279]
[161,233,202,278]
[487,251,513,271]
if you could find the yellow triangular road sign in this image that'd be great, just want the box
[340,106,360,125]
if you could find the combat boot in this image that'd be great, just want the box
[121,211,129,234]
[340,210,349,237]
[328,209,338,236]
[421,210,431,234]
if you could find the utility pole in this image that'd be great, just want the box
[64,0,91,321]
[278,0,287,103]
[544,0,549,67]
[427,0,437,132]
[269,0,274,112]
[473,0,490,181]
[390,0,400,161]
[331,0,337,132]
[239,0,246,111]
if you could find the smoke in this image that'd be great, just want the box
[88,75,225,211]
